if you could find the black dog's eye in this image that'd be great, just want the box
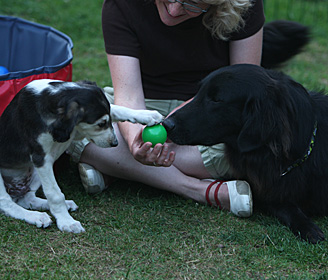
[211,95,224,103]
[98,120,107,128]
[213,97,223,103]
[208,89,223,103]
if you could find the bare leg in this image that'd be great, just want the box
[80,124,231,210]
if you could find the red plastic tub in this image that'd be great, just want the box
[0,16,73,116]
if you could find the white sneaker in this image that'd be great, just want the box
[205,180,253,218]
[66,140,108,194]
[66,138,89,163]
[226,180,253,218]
[78,163,107,194]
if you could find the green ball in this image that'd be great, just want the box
[142,124,167,147]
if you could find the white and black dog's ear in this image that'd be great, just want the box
[50,101,85,143]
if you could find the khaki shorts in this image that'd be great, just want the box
[105,89,231,179]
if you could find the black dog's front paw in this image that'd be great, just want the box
[266,203,325,244]
[291,219,325,244]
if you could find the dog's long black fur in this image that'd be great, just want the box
[163,64,327,243]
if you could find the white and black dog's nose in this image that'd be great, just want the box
[110,137,118,147]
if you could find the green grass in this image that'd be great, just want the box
[1,0,328,279]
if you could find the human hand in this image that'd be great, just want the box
[131,129,175,167]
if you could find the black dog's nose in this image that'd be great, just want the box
[162,118,175,132]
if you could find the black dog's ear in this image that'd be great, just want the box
[50,101,85,142]
[237,85,293,156]
[237,98,264,153]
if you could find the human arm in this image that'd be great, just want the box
[107,54,145,145]
[107,53,175,166]
[229,27,263,66]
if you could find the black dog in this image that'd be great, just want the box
[163,64,327,243]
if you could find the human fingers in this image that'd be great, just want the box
[132,140,153,163]
[131,129,152,161]
[132,131,174,166]
[152,143,175,167]
[132,129,145,149]
[161,151,175,167]
[131,130,163,165]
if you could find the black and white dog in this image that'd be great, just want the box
[163,64,327,243]
[0,80,163,233]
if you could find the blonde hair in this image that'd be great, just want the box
[202,0,253,40]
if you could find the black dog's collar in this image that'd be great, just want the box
[281,120,317,177]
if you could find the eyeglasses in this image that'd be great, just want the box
[167,0,209,13]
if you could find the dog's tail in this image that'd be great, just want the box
[261,20,311,69]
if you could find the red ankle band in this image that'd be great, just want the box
[214,181,224,210]
[205,180,223,208]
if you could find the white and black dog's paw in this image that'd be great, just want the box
[57,216,85,233]
[110,104,164,126]
[65,200,79,211]
[134,109,164,126]
[103,86,164,126]
[25,211,53,228]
